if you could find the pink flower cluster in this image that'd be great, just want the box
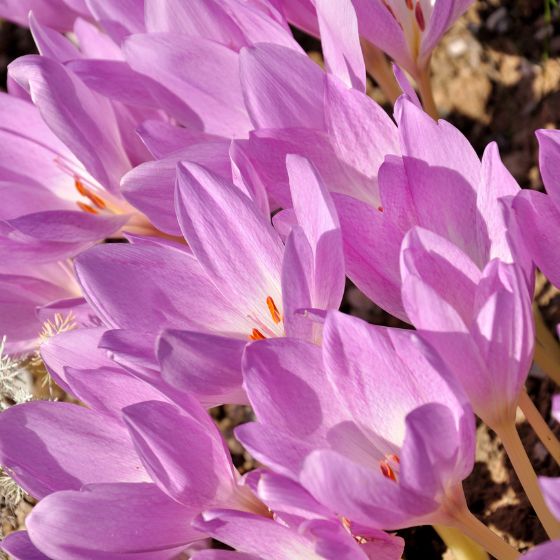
[0,1,558,559]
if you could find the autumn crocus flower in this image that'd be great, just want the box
[335,96,529,321]
[0,335,267,558]
[75,155,344,406]
[400,226,560,539]
[236,69,528,319]
[351,0,473,77]
[513,129,560,289]
[400,226,534,431]
[0,91,129,266]
[235,312,526,553]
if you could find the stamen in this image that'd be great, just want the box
[415,2,426,31]
[75,178,107,209]
[74,177,88,197]
[380,461,397,481]
[76,201,98,214]
[266,296,282,325]
[405,0,414,9]
[249,328,266,341]
[379,453,400,482]
[86,191,107,209]
[377,206,384,213]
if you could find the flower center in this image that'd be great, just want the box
[382,0,430,59]
[248,296,283,340]
[74,178,109,214]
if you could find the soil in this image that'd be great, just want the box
[1,2,560,557]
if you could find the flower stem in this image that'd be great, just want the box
[449,509,520,560]
[434,525,489,560]
[361,40,402,103]
[416,60,438,119]
[533,303,560,385]
[519,389,560,464]
[496,422,560,539]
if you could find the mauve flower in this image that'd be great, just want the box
[237,310,476,530]
[335,97,529,321]
[0,91,129,266]
[1,3,300,348]
[352,0,473,77]
[400,226,534,430]
[513,129,560,289]
[0,337,266,558]
[277,0,473,78]
[75,155,344,406]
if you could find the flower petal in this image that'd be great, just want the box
[158,329,247,407]
[240,43,325,129]
[315,0,365,90]
[123,401,237,507]
[176,161,283,332]
[0,401,148,498]
[10,55,131,193]
[27,483,201,559]
[75,243,248,336]
[1,531,49,560]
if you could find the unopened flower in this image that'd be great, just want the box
[400,226,534,430]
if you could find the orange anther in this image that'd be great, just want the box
[380,460,397,482]
[86,191,107,209]
[249,328,266,341]
[76,201,98,214]
[388,453,400,464]
[74,177,88,196]
[266,296,282,324]
[405,0,414,9]
[75,177,107,209]
[415,2,426,31]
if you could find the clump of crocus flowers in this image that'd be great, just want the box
[0,1,558,559]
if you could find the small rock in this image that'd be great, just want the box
[447,38,468,57]
[486,7,509,33]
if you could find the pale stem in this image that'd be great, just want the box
[449,509,520,560]
[433,525,489,560]
[361,39,402,103]
[496,422,560,539]
[518,389,560,465]
[533,303,560,385]
[415,60,438,119]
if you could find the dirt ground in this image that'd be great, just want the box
[1,1,560,558]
